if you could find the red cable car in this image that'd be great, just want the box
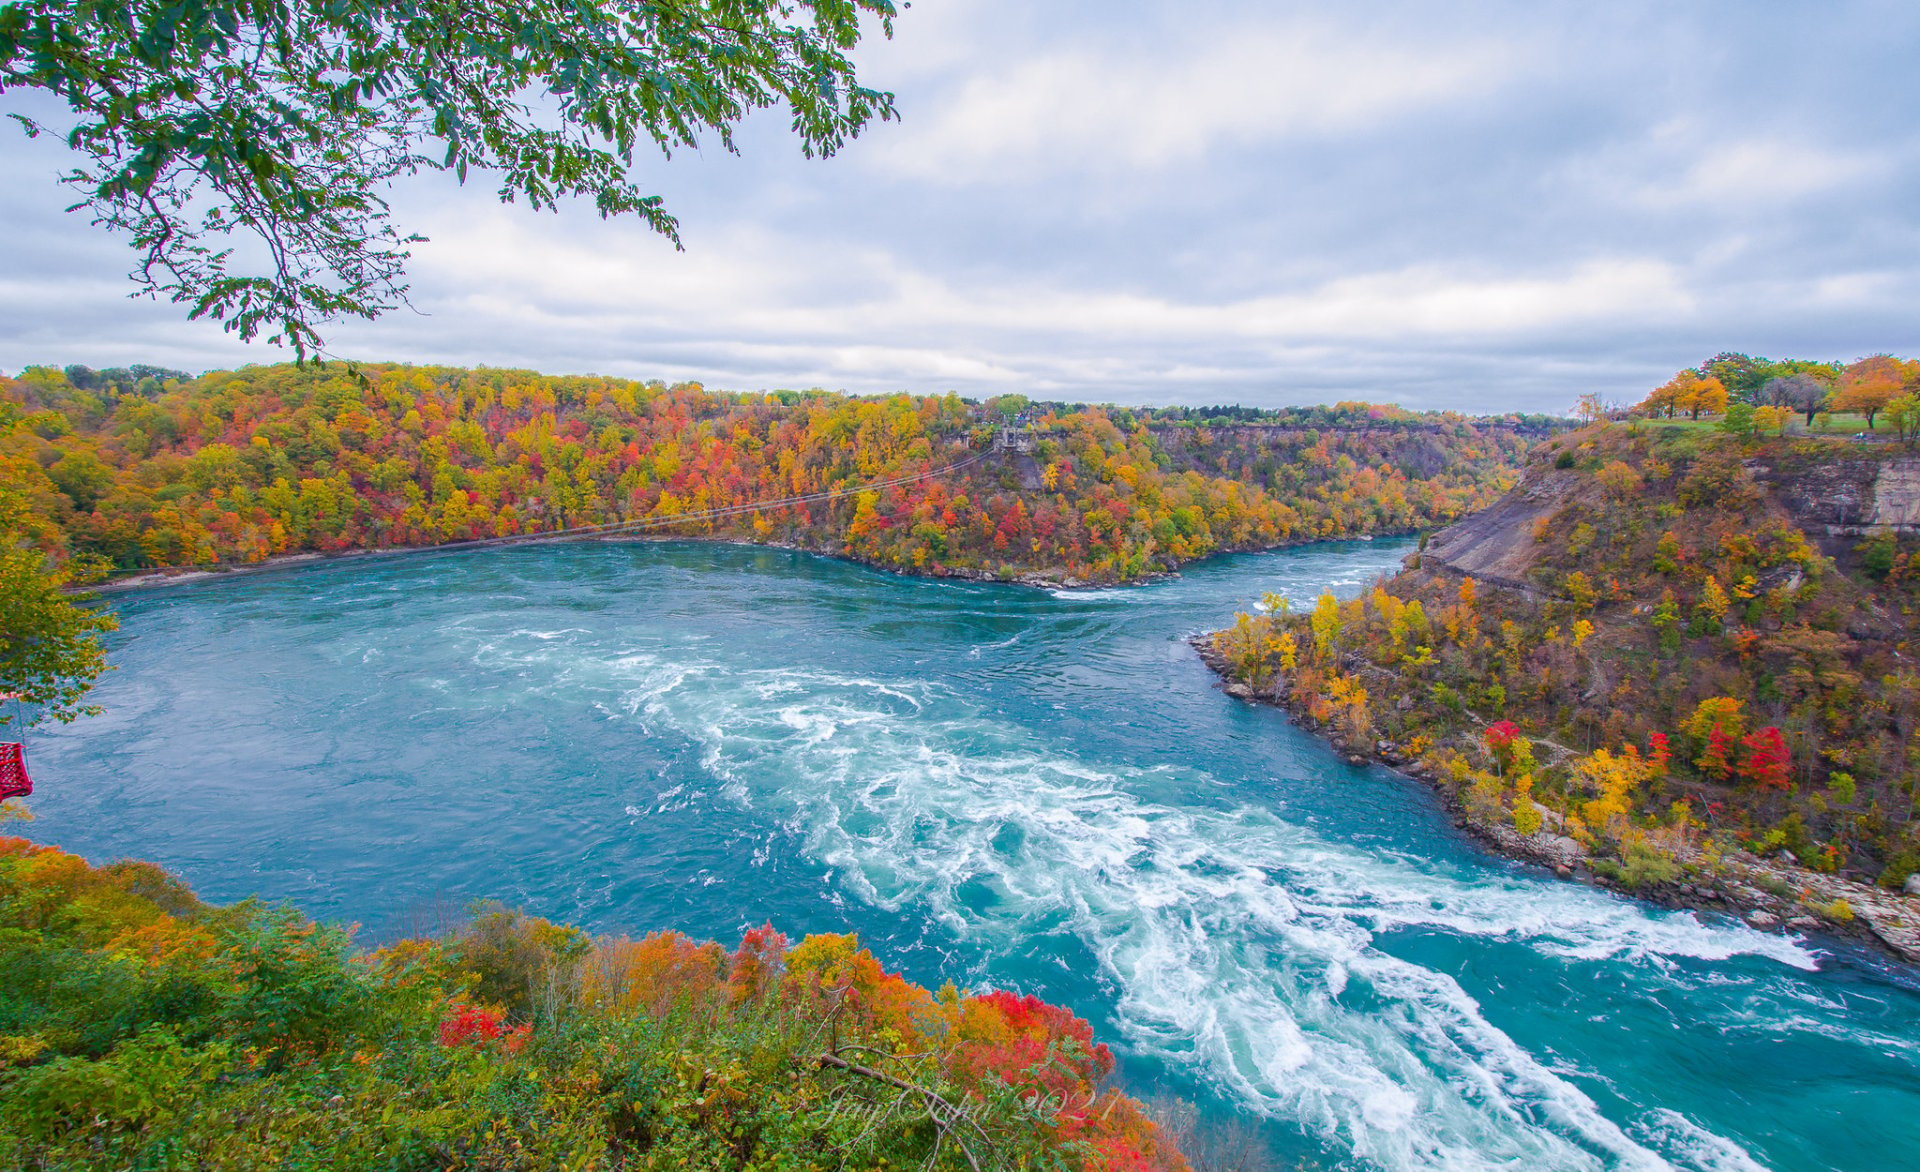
[0,693,30,801]
[0,742,27,802]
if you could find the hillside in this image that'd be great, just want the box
[0,363,1547,586]
[1205,420,1920,957]
[0,836,1188,1170]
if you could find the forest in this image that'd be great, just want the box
[0,835,1188,1170]
[0,363,1546,586]
[1211,413,1920,898]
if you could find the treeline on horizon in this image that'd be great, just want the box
[1,362,1545,585]
[1621,351,1920,434]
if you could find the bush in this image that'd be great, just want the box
[1592,841,1679,891]
[1879,851,1919,891]
[0,839,1184,1171]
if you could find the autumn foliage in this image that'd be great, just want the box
[1,363,1542,586]
[0,837,1185,1170]
[1213,417,1920,887]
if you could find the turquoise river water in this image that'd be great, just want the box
[21,540,1920,1171]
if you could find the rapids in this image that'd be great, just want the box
[25,541,1920,1170]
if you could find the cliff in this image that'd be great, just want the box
[1204,421,1920,962]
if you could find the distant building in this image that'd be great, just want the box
[995,426,1038,454]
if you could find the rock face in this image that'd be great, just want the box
[1416,464,1581,593]
[1752,452,1920,553]
[1867,459,1920,530]
[1426,447,1920,593]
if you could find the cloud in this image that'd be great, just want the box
[874,21,1521,177]
[415,203,1689,343]
[1564,125,1895,213]
[4,0,1920,413]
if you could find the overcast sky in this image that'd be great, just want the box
[4,0,1918,412]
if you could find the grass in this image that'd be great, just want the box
[1638,412,1889,441]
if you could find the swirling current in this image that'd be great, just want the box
[24,540,1920,1171]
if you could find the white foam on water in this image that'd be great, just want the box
[590,651,1798,1172]
[1630,1111,1770,1172]
[968,633,1024,656]
[469,630,1792,1172]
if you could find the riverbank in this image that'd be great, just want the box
[85,536,1169,594]
[89,528,1356,595]
[1190,634,1920,965]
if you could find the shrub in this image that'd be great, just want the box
[1619,841,1679,890]
[0,839,1183,1171]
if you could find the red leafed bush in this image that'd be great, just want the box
[727,921,788,1001]
[1483,720,1519,750]
[437,1004,527,1052]
[1737,726,1791,791]
[1700,726,1736,780]
[956,990,1114,1109]
[943,989,1190,1168]
[1647,731,1671,771]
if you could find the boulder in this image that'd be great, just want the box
[1904,874,1920,897]
[1537,835,1585,868]
[1787,916,1820,931]
[1746,910,1780,928]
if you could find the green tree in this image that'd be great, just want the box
[0,533,117,730]
[0,408,117,729]
[1701,352,1774,405]
[0,1,898,355]
[1887,392,1920,446]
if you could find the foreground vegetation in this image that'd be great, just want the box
[0,836,1187,1170]
[1213,415,1920,897]
[2,363,1545,587]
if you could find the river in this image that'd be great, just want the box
[22,540,1920,1171]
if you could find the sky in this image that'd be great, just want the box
[3,0,1919,413]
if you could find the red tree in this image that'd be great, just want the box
[1737,727,1791,791]
[1647,731,1672,772]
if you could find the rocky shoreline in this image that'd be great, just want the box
[88,524,1421,597]
[89,533,1194,596]
[1189,635,1920,965]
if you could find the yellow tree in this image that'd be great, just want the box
[1640,376,1680,418]
[1643,370,1727,420]
[1310,591,1343,661]
[1576,747,1656,842]
[1883,393,1920,446]
[1682,372,1729,419]
[1836,355,1909,430]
